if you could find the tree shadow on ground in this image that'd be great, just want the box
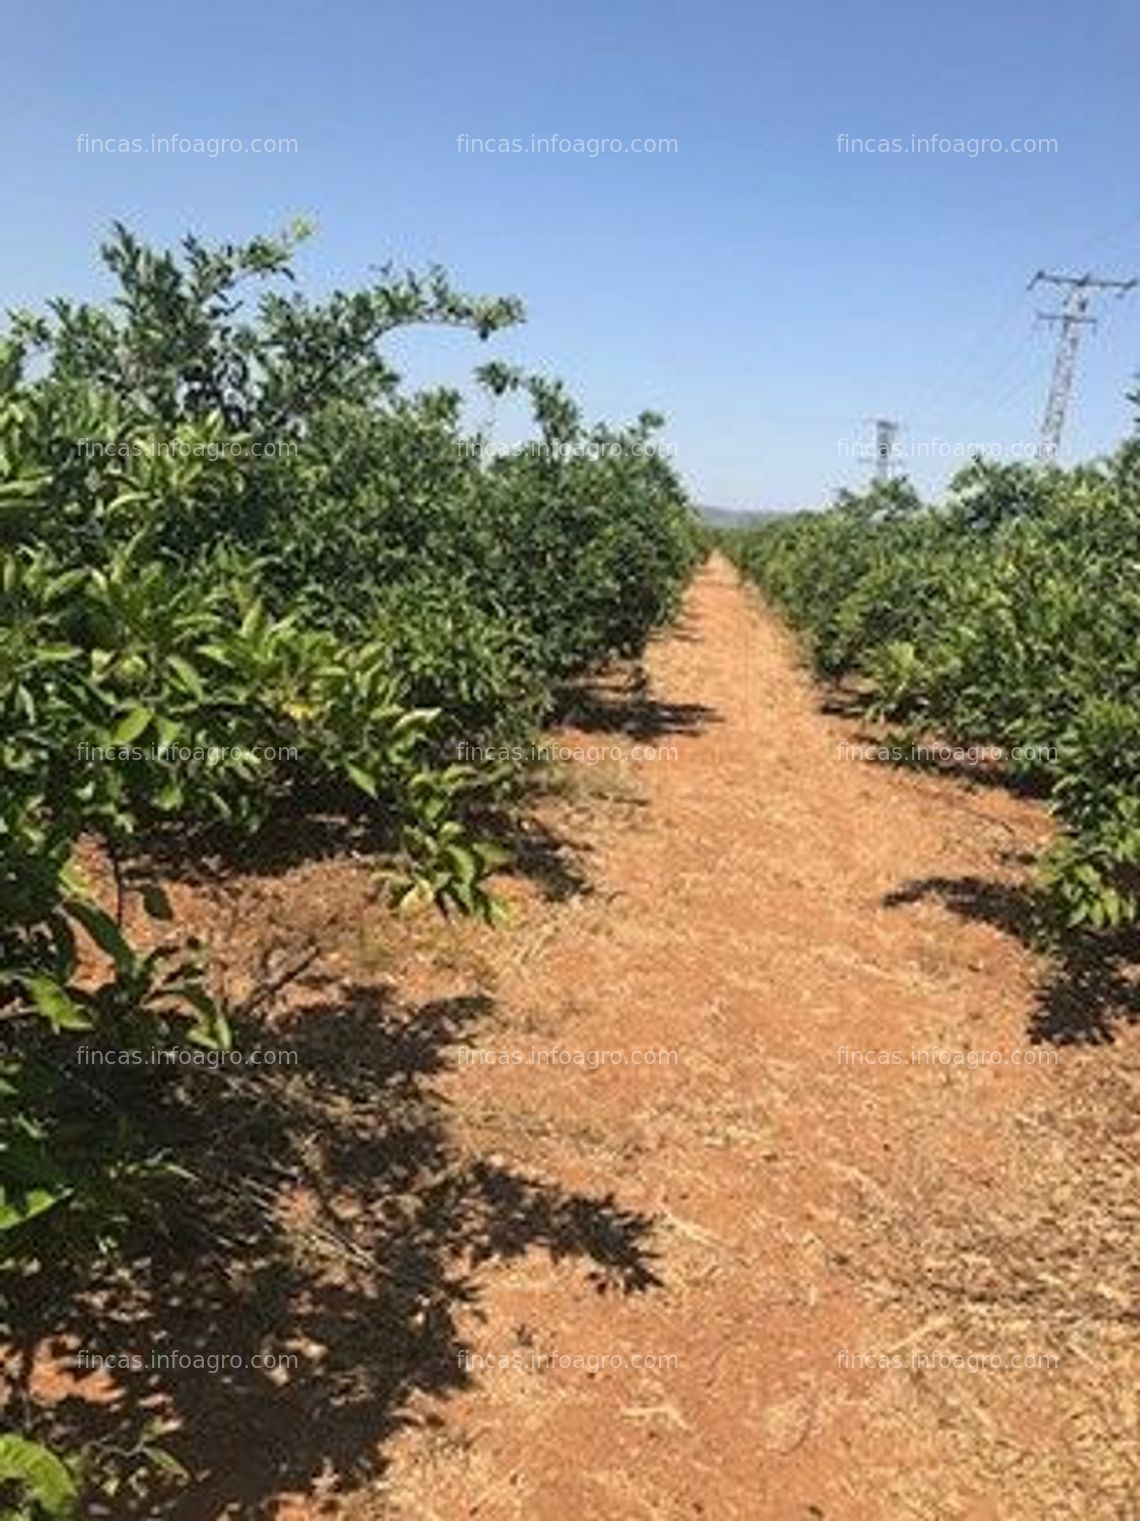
[553,663,719,743]
[841,731,1052,800]
[497,814,596,903]
[128,787,601,912]
[129,803,598,917]
[815,697,1051,803]
[2,981,662,1518]
[811,672,1056,801]
[883,875,1140,1046]
[127,673,711,909]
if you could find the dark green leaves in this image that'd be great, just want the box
[725,453,1140,932]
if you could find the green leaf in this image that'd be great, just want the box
[64,898,135,976]
[444,844,477,885]
[395,880,433,916]
[0,1434,80,1517]
[0,1184,68,1231]
[155,714,181,749]
[239,604,263,641]
[166,654,204,698]
[22,974,92,1033]
[143,1444,191,1481]
[346,762,378,798]
[473,840,512,871]
[112,705,153,744]
[155,776,185,810]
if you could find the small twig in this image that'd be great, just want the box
[236,943,320,1019]
[107,837,127,926]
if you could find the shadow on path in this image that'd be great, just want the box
[884,875,1140,1045]
[3,982,661,1519]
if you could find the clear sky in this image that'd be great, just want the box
[2,0,1137,509]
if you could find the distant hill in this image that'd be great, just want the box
[695,505,789,530]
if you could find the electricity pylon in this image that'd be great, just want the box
[1028,270,1136,460]
[865,417,899,483]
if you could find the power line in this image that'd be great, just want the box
[912,218,1140,450]
[1053,208,1140,270]
[909,287,1030,423]
[923,324,1043,432]
[932,337,1052,442]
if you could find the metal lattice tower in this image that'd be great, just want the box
[867,416,899,483]
[1028,270,1136,460]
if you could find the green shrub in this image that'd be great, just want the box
[723,454,1140,930]
[0,223,698,1348]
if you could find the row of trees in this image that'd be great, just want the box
[723,449,1140,933]
[0,223,699,1512]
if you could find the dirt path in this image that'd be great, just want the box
[56,557,1131,1519]
[333,555,1133,1520]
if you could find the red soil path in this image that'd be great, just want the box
[348,557,1134,1520]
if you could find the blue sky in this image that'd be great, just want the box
[1,0,1137,508]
